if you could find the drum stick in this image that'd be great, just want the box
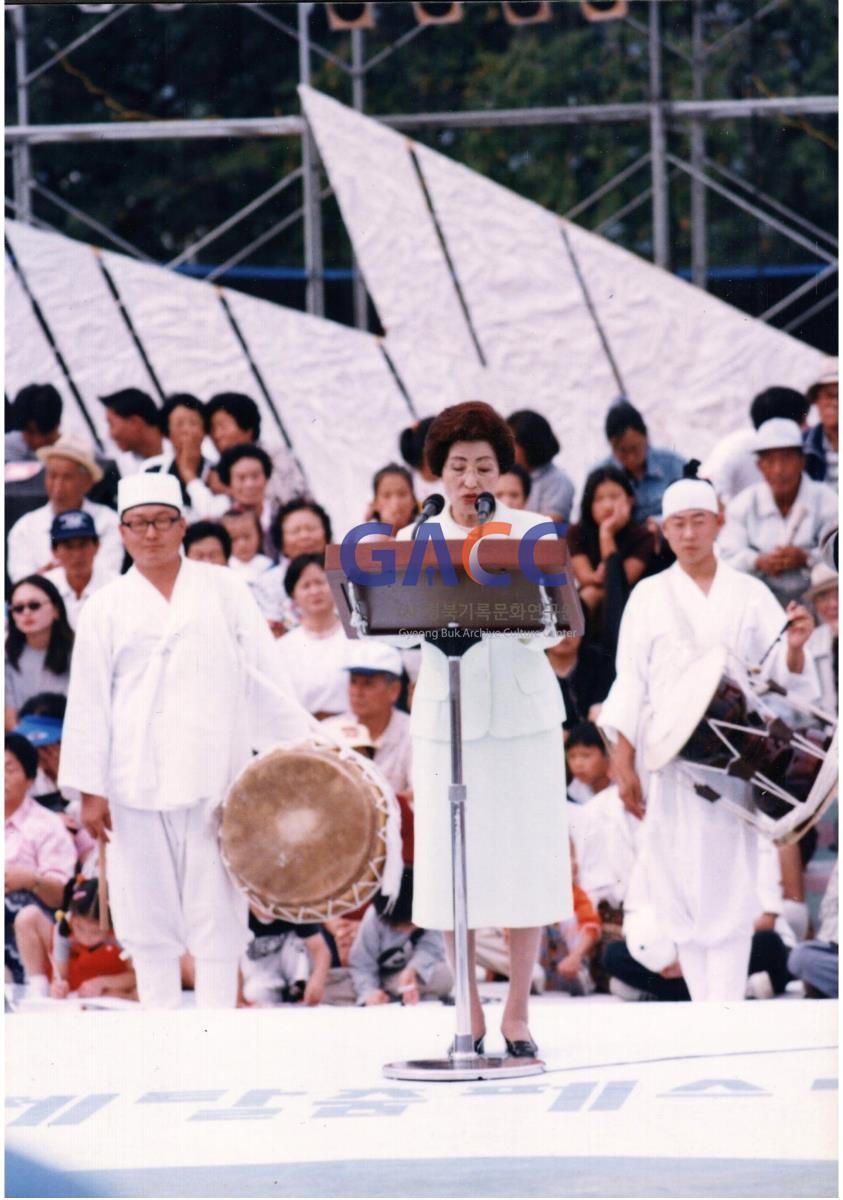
[755,617,796,670]
[98,836,109,932]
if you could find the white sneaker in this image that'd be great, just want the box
[746,971,775,1000]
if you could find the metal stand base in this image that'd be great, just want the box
[383,1055,544,1082]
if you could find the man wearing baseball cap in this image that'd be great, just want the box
[58,471,316,1010]
[6,437,123,582]
[340,641,411,797]
[42,509,116,630]
[719,418,837,607]
[803,357,838,489]
[599,466,817,1001]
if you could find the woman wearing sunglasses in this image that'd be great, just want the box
[5,576,74,731]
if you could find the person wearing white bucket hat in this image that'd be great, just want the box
[58,471,317,1010]
[718,418,838,607]
[6,437,123,583]
[802,561,838,719]
[599,464,818,1001]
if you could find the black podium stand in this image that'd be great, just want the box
[326,535,583,1080]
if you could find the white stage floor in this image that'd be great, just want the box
[5,990,838,1198]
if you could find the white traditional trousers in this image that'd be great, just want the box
[108,802,248,1008]
[678,935,753,1002]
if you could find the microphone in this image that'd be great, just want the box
[412,492,445,539]
[475,492,496,522]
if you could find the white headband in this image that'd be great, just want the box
[661,478,718,520]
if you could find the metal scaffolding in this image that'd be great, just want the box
[5,1,838,333]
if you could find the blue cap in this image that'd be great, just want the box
[50,509,98,543]
[12,715,63,747]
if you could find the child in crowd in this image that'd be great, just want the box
[347,868,452,1005]
[540,846,602,996]
[15,876,136,1001]
[367,463,419,534]
[241,907,331,1006]
[223,506,274,585]
[565,721,612,806]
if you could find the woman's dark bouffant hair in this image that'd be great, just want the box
[271,498,333,555]
[216,443,272,486]
[424,401,515,478]
[575,466,635,566]
[284,552,326,598]
[507,409,560,470]
[6,575,75,676]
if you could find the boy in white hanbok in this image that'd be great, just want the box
[599,472,816,1000]
[58,473,316,1009]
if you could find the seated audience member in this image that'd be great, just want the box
[5,383,62,464]
[368,463,418,534]
[546,633,613,728]
[254,499,333,634]
[568,465,654,630]
[100,388,165,476]
[241,907,331,1007]
[788,862,838,998]
[701,386,809,504]
[15,876,136,1002]
[222,507,274,584]
[15,694,68,803]
[206,391,306,509]
[5,733,76,984]
[565,721,612,807]
[600,400,685,522]
[539,853,602,996]
[507,409,575,522]
[217,445,275,557]
[182,520,231,566]
[719,418,838,607]
[43,510,116,630]
[275,554,349,717]
[399,416,438,501]
[802,563,838,717]
[5,577,74,730]
[6,438,122,580]
[347,869,452,1006]
[340,642,412,795]
[803,358,838,489]
[149,393,224,519]
[495,463,532,511]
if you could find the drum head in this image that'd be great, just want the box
[221,744,384,918]
[644,645,728,772]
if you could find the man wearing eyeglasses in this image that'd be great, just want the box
[58,472,316,1009]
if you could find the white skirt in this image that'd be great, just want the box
[411,730,573,930]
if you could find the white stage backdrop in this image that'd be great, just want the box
[299,85,826,491]
[5,220,414,534]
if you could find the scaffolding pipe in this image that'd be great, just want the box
[12,7,32,224]
[690,0,707,288]
[298,3,324,317]
[351,27,368,331]
[649,0,669,269]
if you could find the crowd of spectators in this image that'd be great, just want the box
[5,367,838,1008]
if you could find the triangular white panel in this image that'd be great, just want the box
[225,290,412,535]
[299,85,481,414]
[6,220,156,448]
[302,87,826,485]
[100,251,260,410]
[4,253,87,446]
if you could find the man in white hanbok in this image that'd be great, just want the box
[58,473,316,1009]
[599,474,817,1000]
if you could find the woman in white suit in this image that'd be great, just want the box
[397,401,572,1057]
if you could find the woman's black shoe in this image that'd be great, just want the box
[503,1035,539,1058]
